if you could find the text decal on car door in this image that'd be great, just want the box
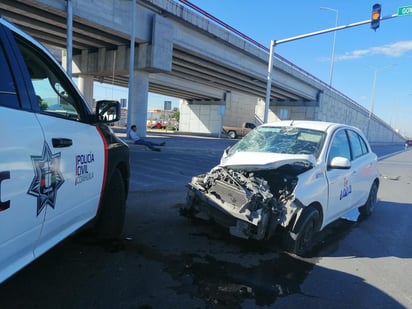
[75,152,95,185]
[340,177,352,200]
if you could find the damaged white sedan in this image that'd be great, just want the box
[182,121,379,255]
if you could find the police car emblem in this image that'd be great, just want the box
[27,142,64,216]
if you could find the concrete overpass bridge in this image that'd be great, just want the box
[0,0,403,143]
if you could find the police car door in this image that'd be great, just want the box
[0,24,46,282]
[12,33,106,257]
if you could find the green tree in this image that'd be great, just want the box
[172,108,179,122]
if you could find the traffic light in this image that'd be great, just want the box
[371,3,382,31]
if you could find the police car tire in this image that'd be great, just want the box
[95,168,126,240]
[283,207,320,256]
[358,181,378,217]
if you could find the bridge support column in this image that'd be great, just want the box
[77,75,94,109]
[128,70,149,137]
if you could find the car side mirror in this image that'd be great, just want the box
[223,145,232,156]
[220,145,232,164]
[328,156,351,169]
[95,100,121,123]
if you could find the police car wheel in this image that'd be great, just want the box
[95,168,126,240]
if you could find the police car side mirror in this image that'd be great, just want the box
[95,100,121,123]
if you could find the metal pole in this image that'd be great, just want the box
[127,0,136,133]
[369,69,378,117]
[66,0,73,77]
[367,69,378,139]
[264,40,276,123]
[320,7,338,86]
[366,64,395,139]
[330,10,338,86]
[264,14,398,125]
[275,14,397,45]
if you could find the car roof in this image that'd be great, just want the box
[260,120,345,132]
[0,17,52,57]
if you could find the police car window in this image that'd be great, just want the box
[0,42,19,108]
[16,39,81,121]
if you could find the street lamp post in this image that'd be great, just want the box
[369,68,379,118]
[366,64,395,139]
[263,12,398,124]
[320,7,338,86]
[127,0,136,136]
[264,40,276,124]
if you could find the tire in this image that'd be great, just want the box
[358,181,378,217]
[283,207,320,256]
[228,131,237,139]
[95,168,126,240]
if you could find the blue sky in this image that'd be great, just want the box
[96,1,412,136]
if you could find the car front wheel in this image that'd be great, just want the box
[358,181,378,217]
[94,168,126,240]
[283,207,320,256]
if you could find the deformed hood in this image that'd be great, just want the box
[220,151,316,170]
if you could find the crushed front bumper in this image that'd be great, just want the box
[182,169,285,240]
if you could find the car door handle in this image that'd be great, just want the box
[52,138,73,148]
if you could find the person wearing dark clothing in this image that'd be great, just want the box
[129,125,165,151]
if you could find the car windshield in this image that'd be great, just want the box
[227,126,326,158]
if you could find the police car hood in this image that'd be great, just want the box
[220,151,316,170]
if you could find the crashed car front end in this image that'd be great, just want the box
[183,154,315,240]
[182,124,326,241]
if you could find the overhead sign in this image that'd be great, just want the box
[398,5,412,16]
[164,100,172,111]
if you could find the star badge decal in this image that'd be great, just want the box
[27,142,64,216]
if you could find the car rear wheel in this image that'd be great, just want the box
[95,168,126,240]
[358,181,378,217]
[228,131,237,139]
[283,207,320,256]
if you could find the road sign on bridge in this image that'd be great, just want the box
[398,5,412,16]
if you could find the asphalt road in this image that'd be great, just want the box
[0,133,411,308]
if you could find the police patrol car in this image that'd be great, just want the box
[0,17,130,283]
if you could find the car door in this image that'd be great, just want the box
[325,129,354,223]
[0,24,46,282]
[346,129,376,208]
[11,30,106,257]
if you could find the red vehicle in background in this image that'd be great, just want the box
[151,122,166,129]
[405,140,412,150]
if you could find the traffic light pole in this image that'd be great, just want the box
[264,13,398,123]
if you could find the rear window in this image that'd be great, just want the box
[347,129,369,159]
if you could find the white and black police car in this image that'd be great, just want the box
[0,17,130,283]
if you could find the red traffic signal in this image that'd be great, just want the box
[371,3,382,31]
